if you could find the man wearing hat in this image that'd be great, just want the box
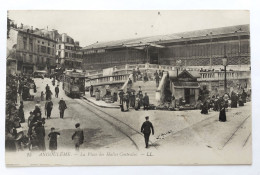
[58,98,67,119]
[141,116,154,148]
[55,85,59,98]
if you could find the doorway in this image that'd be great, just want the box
[184,88,190,104]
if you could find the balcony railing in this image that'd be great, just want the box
[197,70,251,81]
[85,74,129,87]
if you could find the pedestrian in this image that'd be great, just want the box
[45,84,50,92]
[90,85,94,97]
[141,116,154,148]
[18,104,25,123]
[219,103,227,122]
[33,82,37,93]
[72,123,84,150]
[125,93,130,111]
[155,73,160,88]
[52,77,55,86]
[139,91,144,107]
[41,91,45,101]
[201,101,208,114]
[27,111,34,127]
[48,127,60,151]
[132,69,136,82]
[128,78,133,88]
[241,89,247,103]
[119,90,124,105]
[35,121,46,151]
[143,93,149,110]
[231,91,238,108]
[130,91,136,108]
[45,99,53,119]
[238,95,244,106]
[55,85,59,98]
[58,98,67,119]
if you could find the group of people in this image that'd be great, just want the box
[132,68,164,87]
[119,87,150,112]
[199,88,249,122]
[6,74,30,151]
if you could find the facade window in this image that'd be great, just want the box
[59,45,61,49]
[23,54,26,62]
[29,55,33,63]
[58,51,61,57]
[38,45,40,53]
[29,39,33,52]
[23,37,27,50]
[38,40,40,43]
[41,46,46,53]
[47,47,50,54]
[65,52,68,57]
[42,41,44,44]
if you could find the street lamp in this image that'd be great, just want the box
[222,55,228,93]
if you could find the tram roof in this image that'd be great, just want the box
[81,24,249,50]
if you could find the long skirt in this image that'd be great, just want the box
[219,110,226,122]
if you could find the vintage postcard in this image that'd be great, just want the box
[5,10,251,166]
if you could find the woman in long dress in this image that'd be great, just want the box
[219,103,227,122]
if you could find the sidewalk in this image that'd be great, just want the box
[82,93,120,108]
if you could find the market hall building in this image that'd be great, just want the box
[81,24,250,70]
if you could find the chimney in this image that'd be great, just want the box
[31,26,33,33]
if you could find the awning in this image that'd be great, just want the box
[173,82,200,89]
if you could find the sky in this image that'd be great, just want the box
[8,10,249,47]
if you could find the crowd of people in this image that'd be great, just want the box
[5,73,86,152]
[118,88,150,112]
[199,87,250,122]
[132,68,164,87]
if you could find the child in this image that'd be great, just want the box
[48,127,60,151]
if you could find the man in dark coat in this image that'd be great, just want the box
[141,116,154,148]
[55,85,59,98]
[48,127,60,150]
[58,98,67,119]
[45,84,50,92]
[143,93,149,110]
[72,123,84,150]
[45,100,53,119]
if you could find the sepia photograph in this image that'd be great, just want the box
[5,10,251,166]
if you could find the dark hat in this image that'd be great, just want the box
[75,123,80,128]
[145,116,149,120]
[51,127,55,130]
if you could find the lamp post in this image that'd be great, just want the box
[222,46,228,93]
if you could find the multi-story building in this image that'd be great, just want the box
[7,24,57,74]
[56,33,82,70]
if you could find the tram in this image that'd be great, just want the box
[63,70,86,98]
